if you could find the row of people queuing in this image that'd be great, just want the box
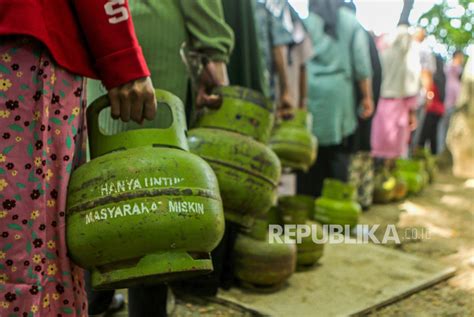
[250,0,467,213]
[0,0,471,316]
[372,27,465,171]
[280,0,469,209]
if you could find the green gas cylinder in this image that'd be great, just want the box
[66,90,225,290]
[392,176,409,201]
[395,159,428,194]
[188,128,280,227]
[188,87,280,227]
[278,195,315,224]
[413,148,437,183]
[269,110,318,172]
[373,169,397,204]
[233,231,296,291]
[297,220,325,268]
[277,196,324,268]
[314,179,361,228]
[267,205,281,226]
[196,86,274,143]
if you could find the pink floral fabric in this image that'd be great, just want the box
[0,38,87,317]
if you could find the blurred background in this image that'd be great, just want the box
[289,0,473,56]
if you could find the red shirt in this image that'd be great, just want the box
[0,0,150,89]
[426,83,445,115]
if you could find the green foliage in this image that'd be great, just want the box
[418,0,473,51]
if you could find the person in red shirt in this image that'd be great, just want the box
[418,84,445,154]
[417,55,446,154]
[0,1,156,315]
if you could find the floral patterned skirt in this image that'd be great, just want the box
[0,37,87,316]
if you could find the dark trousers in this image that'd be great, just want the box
[172,220,240,296]
[418,112,442,154]
[128,285,168,317]
[85,272,115,316]
[86,275,168,317]
[297,144,350,198]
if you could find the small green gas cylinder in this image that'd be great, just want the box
[277,196,324,268]
[395,159,428,194]
[314,179,361,228]
[188,129,280,227]
[269,110,318,172]
[373,169,397,204]
[233,227,296,291]
[392,176,409,201]
[66,90,225,290]
[413,148,437,183]
[278,195,315,224]
[297,220,325,268]
[188,87,281,227]
[196,86,274,143]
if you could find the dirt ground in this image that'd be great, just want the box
[362,169,474,316]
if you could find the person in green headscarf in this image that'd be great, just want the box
[86,2,234,316]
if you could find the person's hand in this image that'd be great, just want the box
[196,61,229,109]
[278,90,295,120]
[108,77,156,123]
[360,97,374,119]
[408,110,417,131]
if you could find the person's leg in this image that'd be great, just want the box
[173,220,239,296]
[411,105,426,152]
[419,113,439,154]
[297,146,331,198]
[429,114,441,154]
[359,152,374,209]
[386,158,397,171]
[128,284,168,317]
[85,272,116,315]
[218,221,240,290]
[348,152,362,205]
[418,112,434,149]
[437,112,448,153]
[437,107,454,154]
[330,145,350,183]
[373,157,385,171]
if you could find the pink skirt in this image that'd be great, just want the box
[371,96,418,159]
[0,38,88,316]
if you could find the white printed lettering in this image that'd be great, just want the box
[104,0,129,24]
